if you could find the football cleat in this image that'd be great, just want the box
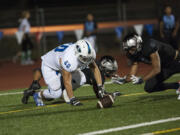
[33,93,44,106]
[22,89,35,104]
[21,80,41,104]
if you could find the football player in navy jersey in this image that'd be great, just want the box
[121,33,180,100]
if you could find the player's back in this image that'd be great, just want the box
[41,43,78,71]
[143,39,176,67]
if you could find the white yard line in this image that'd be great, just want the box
[78,117,180,135]
[0,73,179,97]
[0,91,23,96]
[0,81,113,96]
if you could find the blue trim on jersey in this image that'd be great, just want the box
[56,71,59,75]
[85,41,91,54]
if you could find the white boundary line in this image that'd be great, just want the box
[78,117,180,135]
[0,91,23,96]
[0,73,179,97]
[0,81,113,96]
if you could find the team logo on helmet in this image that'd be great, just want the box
[75,40,96,64]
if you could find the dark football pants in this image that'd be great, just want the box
[144,54,180,93]
[21,33,33,52]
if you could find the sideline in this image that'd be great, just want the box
[0,82,113,96]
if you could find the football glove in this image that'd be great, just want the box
[97,85,105,99]
[130,75,144,84]
[111,75,126,85]
[29,80,41,91]
[70,97,83,106]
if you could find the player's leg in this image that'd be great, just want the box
[22,68,42,104]
[33,62,63,106]
[144,68,179,93]
[171,55,180,99]
[21,38,27,65]
[26,34,34,64]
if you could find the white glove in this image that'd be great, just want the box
[111,75,126,85]
[130,75,144,84]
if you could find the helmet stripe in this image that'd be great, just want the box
[85,41,91,54]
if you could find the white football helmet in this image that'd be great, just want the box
[123,34,143,52]
[75,40,96,64]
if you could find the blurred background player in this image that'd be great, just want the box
[83,13,98,52]
[160,5,179,50]
[14,11,34,65]
[22,55,122,104]
[29,39,106,106]
[120,33,180,100]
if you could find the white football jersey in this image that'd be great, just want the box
[18,18,31,33]
[41,43,88,72]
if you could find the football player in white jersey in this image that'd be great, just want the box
[22,55,122,105]
[33,40,104,106]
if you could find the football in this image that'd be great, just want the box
[97,95,114,109]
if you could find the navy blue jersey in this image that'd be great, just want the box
[81,61,105,85]
[127,39,176,67]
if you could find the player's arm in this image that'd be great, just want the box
[173,19,179,37]
[89,61,102,86]
[126,62,138,82]
[91,21,98,35]
[160,21,164,38]
[89,61,105,98]
[143,51,161,81]
[61,68,74,98]
[60,59,82,106]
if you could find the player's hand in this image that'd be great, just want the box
[97,85,105,99]
[111,75,126,85]
[29,80,41,90]
[130,75,144,84]
[70,97,83,106]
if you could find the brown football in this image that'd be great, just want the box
[97,95,114,109]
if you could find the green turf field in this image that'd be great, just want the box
[0,75,180,135]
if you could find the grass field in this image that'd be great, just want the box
[0,75,180,135]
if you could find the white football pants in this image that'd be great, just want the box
[41,61,86,99]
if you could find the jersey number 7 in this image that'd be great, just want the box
[54,43,72,52]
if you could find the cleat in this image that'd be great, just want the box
[21,81,41,104]
[33,93,44,106]
[22,89,35,104]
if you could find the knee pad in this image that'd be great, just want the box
[48,78,61,91]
